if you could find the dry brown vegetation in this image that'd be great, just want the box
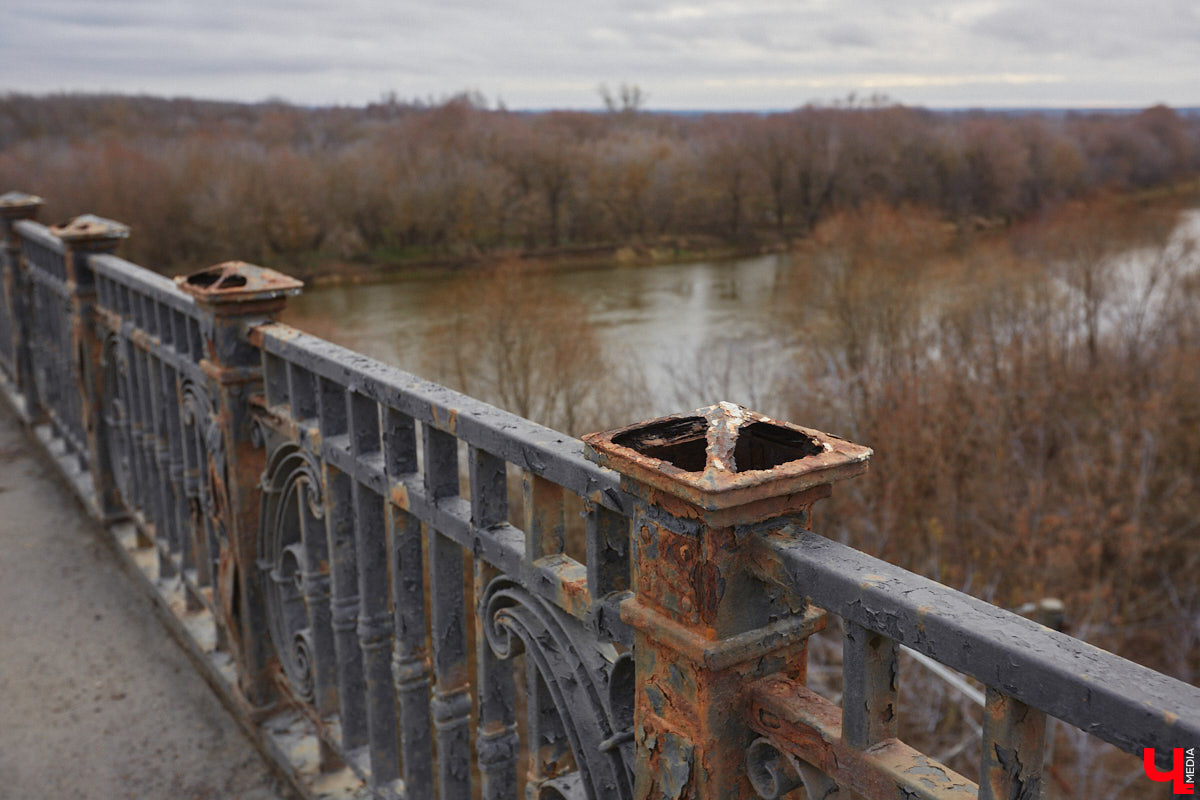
[1,93,1197,276]
[786,197,1200,677]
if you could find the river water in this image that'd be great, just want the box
[283,253,799,419]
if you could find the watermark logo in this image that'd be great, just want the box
[1145,748,1196,795]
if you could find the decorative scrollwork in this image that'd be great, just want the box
[290,627,316,703]
[258,443,325,705]
[481,576,634,800]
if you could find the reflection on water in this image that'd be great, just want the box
[283,254,798,418]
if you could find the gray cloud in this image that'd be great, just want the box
[971,0,1200,58]
[822,23,876,48]
[2,0,1196,108]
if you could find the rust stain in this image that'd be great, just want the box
[390,482,410,510]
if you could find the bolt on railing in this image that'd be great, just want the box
[0,191,1197,800]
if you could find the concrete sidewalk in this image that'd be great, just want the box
[0,410,291,800]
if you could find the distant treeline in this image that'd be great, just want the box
[0,92,1197,272]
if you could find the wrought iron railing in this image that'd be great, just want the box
[0,190,1196,800]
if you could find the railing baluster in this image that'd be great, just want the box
[585,501,630,597]
[424,423,471,800]
[166,309,196,588]
[316,375,369,752]
[168,369,198,610]
[524,471,565,559]
[980,687,1047,800]
[471,446,519,800]
[164,361,189,567]
[178,373,204,582]
[264,351,289,409]
[841,621,899,749]
[287,362,318,422]
[325,463,368,754]
[526,664,571,794]
[585,500,631,641]
[385,406,434,795]
[390,504,435,796]
[354,481,400,786]
[148,352,179,561]
[130,342,154,538]
[286,360,339,766]
[349,391,400,786]
[520,465,572,793]
[127,292,153,525]
[135,345,175,575]
[298,472,338,753]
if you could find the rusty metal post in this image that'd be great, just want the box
[584,402,871,799]
[178,261,303,709]
[980,688,1047,800]
[0,191,45,418]
[51,214,130,519]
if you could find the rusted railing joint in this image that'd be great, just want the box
[747,677,977,799]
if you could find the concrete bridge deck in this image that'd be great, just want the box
[0,409,290,800]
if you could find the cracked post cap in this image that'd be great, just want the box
[50,214,131,245]
[0,191,45,219]
[177,261,303,306]
[583,402,872,512]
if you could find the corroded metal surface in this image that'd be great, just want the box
[582,402,871,515]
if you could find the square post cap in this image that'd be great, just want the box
[0,191,45,219]
[583,401,871,514]
[50,214,131,247]
[177,261,303,310]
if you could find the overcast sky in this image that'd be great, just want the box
[3,0,1198,110]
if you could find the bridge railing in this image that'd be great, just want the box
[0,193,1196,800]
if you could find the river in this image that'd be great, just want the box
[282,253,799,420]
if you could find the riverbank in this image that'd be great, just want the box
[290,235,785,288]
[235,180,1200,289]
